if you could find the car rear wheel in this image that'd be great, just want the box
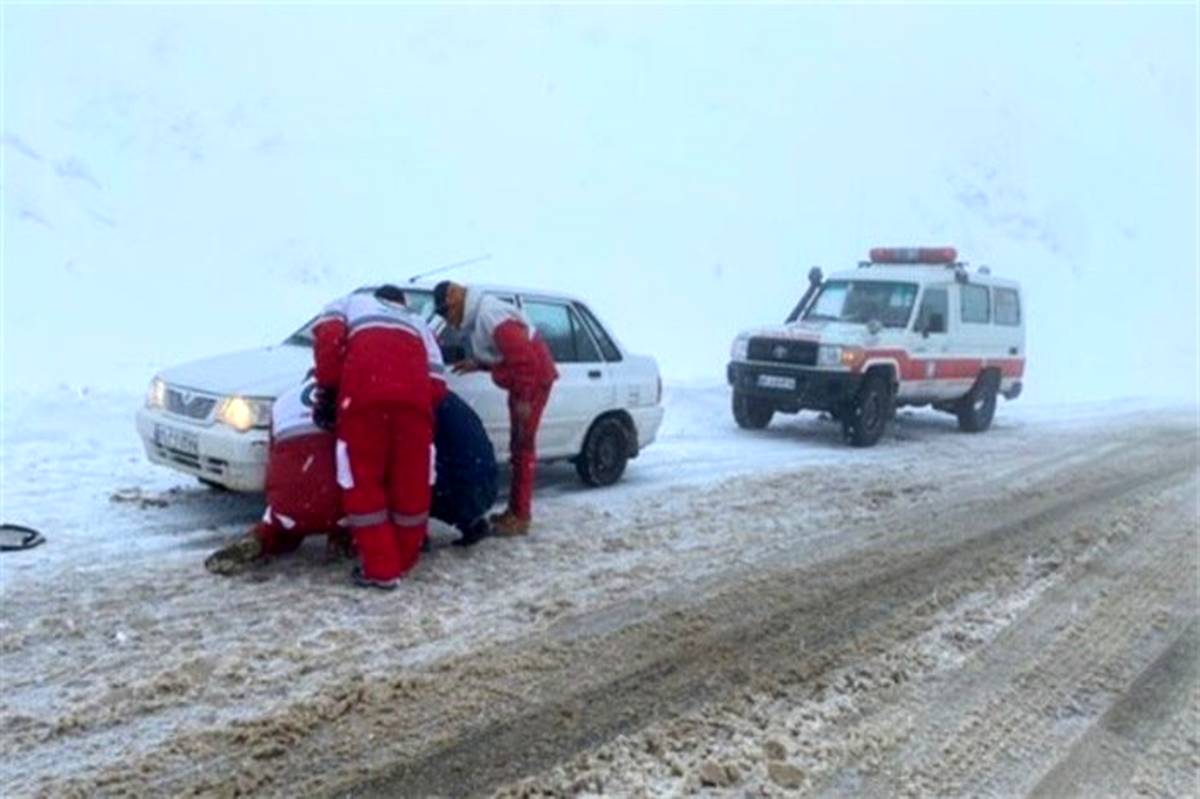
[957,371,999,432]
[733,392,774,430]
[576,417,630,487]
[844,374,892,447]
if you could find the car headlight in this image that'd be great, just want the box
[818,345,865,369]
[731,336,750,361]
[146,377,167,409]
[217,396,273,432]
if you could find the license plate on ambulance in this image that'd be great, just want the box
[757,374,797,391]
[154,424,199,456]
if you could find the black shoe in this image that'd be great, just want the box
[205,536,264,576]
[351,565,400,591]
[453,517,492,548]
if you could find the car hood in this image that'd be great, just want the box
[158,345,312,399]
[740,320,872,346]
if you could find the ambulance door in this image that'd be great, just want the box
[991,286,1025,391]
[945,281,993,399]
[909,284,952,401]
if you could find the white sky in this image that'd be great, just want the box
[3,4,1197,401]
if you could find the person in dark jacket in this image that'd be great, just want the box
[432,391,499,547]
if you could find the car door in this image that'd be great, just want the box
[520,296,616,457]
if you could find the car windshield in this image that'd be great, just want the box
[284,288,436,346]
[803,280,919,328]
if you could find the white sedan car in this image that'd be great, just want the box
[136,283,665,491]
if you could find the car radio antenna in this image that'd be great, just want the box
[407,253,493,284]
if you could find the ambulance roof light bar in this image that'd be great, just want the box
[868,247,959,265]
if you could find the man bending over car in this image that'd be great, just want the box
[206,380,498,576]
[433,281,558,537]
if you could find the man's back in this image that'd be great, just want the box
[436,392,497,486]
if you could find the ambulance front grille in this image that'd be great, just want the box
[748,338,818,366]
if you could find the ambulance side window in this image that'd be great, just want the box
[914,287,949,334]
[961,284,991,324]
[994,288,1021,326]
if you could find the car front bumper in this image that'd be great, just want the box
[135,408,269,492]
[727,361,863,412]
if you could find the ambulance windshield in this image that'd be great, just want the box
[804,280,919,329]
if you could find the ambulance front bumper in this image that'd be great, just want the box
[727,361,862,411]
[135,408,269,492]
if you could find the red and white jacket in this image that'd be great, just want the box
[463,290,559,392]
[313,290,448,412]
[261,381,341,538]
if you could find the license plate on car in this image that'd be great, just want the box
[154,424,199,456]
[757,374,797,391]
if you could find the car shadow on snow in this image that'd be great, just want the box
[759,408,1021,447]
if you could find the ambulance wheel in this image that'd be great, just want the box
[576,417,629,488]
[733,392,774,430]
[957,372,999,433]
[845,374,891,447]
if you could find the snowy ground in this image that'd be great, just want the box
[0,384,1196,797]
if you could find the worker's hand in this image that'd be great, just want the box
[312,387,338,431]
[451,359,482,375]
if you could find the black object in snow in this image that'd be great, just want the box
[0,524,46,552]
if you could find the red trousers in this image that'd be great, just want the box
[337,402,433,581]
[507,383,553,520]
[253,433,342,555]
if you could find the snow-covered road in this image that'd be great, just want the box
[0,385,1195,797]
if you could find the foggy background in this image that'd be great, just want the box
[3,4,1197,402]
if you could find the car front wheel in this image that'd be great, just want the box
[576,417,630,487]
[844,374,892,447]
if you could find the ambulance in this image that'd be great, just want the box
[727,247,1025,446]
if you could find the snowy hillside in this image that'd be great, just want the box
[3,5,1197,401]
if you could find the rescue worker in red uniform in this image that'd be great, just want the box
[313,284,446,589]
[433,281,558,536]
[204,376,500,575]
[205,379,344,575]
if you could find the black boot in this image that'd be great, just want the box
[453,517,492,548]
[205,535,264,576]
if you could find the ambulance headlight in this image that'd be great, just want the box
[146,377,167,409]
[818,345,865,369]
[731,336,750,361]
[217,396,273,432]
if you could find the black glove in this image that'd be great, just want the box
[313,387,338,431]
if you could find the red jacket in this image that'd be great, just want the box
[491,318,559,393]
[463,291,559,393]
[261,382,341,536]
[313,291,448,412]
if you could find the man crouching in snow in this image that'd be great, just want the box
[206,381,499,576]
